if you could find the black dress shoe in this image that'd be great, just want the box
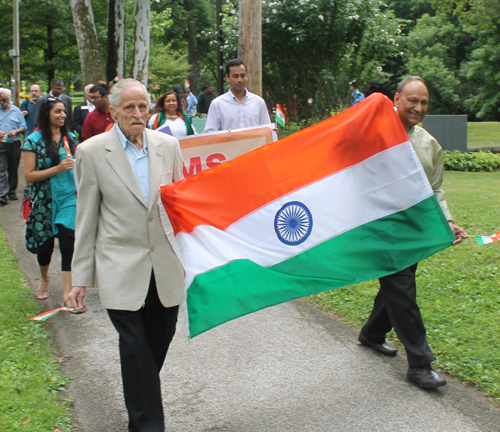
[407,365,447,389]
[0,200,8,206]
[358,332,398,356]
[8,194,18,201]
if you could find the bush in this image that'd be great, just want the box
[443,150,500,172]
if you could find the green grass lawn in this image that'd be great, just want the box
[0,223,75,431]
[308,171,500,401]
[468,122,500,147]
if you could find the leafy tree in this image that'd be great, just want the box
[0,0,80,89]
[403,13,473,115]
[433,0,500,120]
[151,0,216,94]
[260,0,403,119]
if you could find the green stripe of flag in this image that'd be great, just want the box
[186,196,454,337]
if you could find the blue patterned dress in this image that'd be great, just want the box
[21,131,77,254]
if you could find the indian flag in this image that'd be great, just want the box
[160,93,455,338]
[475,230,500,246]
[276,104,285,127]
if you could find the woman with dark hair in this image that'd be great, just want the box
[148,90,196,139]
[21,97,84,312]
[172,84,188,111]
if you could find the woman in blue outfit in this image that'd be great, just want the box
[21,97,84,313]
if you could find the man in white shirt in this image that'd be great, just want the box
[203,59,271,132]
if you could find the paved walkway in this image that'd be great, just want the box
[2,186,500,432]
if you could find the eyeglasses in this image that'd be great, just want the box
[47,97,62,102]
[90,95,102,101]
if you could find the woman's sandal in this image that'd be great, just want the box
[64,299,86,314]
[35,278,49,300]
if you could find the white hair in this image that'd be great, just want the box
[0,88,12,98]
[109,78,151,108]
[84,84,94,93]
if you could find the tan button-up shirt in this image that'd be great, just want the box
[407,125,453,222]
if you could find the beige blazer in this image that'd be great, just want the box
[71,125,186,310]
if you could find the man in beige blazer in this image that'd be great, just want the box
[68,78,185,432]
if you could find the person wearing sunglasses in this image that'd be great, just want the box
[21,97,83,312]
[0,88,27,205]
[35,78,73,130]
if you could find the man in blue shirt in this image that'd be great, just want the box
[0,88,26,204]
[184,87,198,119]
[20,84,41,137]
[349,80,365,106]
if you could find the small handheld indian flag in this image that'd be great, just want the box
[29,307,75,321]
[63,137,72,159]
[475,230,500,246]
[2,135,9,143]
[184,79,190,88]
[276,104,285,128]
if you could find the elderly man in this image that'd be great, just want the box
[36,78,73,129]
[204,59,271,132]
[20,84,41,136]
[68,79,184,431]
[0,88,26,204]
[358,76,467,389]
[73,84,95,141]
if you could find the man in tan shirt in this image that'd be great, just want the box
[358,76,467,389]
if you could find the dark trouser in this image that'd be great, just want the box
[0,140,21,199]
[361,264,434,368]
[36,228,75,271]
[107,274,179,432]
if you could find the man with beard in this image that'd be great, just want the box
[20,84,41,136]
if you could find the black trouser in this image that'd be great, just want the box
[107,274,179,432]
[361,264,435,368]
[37,228,75,271]
[0,140,21,200]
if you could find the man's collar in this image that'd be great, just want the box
[116,125,147,152]
[229,88,248,101]
[49,90,54,97]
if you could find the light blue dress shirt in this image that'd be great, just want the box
[0,104,26,141]
[186,92,198,118]
[116,125,150,206]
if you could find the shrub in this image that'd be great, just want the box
[443,150,500,172]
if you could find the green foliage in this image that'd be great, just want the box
[431,0,500,120]
[261,0,403,120]
[149,44,190,98]
[444,150,500,172]
[307,171,500,401]
[0,225,74,430]
[277,119,316,139]
[0,0,80,86]
[403,13,472,115]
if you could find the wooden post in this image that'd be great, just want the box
[238,0,262,96]
[216,0,224,95]
[12,0,20,107]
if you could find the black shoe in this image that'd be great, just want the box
[358,332,398,356]
[0,199,8,206]
[407,364,447,389]
[8,194,18,200]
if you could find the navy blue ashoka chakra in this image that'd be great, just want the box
[274,201,313,246]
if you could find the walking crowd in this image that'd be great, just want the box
[0,58,468,432]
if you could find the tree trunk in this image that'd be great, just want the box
[107,0,126,82]
[69,0,105,85]
[46,25,55,83]
[131,0,150,87]
[187,22,198,94]
[115,0,126,79]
